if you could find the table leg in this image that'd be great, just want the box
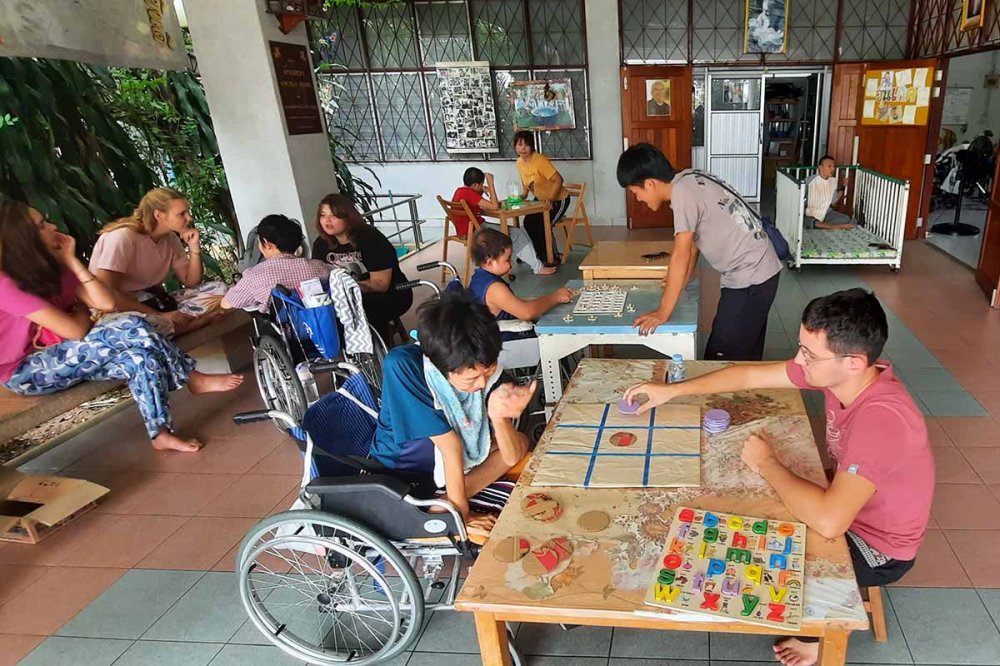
[473,612,512,666]
[537,335,563,404]
[543,208,554,264]
[499,214,509,236]
[819,629,849,666]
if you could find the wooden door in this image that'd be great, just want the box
[976,152,1000,307]
[855,58,942,240]
[621,65,693,228]
[827,63,864,165]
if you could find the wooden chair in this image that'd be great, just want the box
[864,586,888,642]
[554,183,596,264]
[437,195,482,286]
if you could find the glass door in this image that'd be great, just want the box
[705,72,766,202]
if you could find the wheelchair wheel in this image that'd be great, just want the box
[237,510,424,666]
[253,334,307,430]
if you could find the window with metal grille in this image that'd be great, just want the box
[310,0,591,163]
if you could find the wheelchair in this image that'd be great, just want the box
[251,282,390,432]
[233,366,524,666]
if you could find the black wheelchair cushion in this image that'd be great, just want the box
[306,474,461,541]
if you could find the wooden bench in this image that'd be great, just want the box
[0,310,253,451]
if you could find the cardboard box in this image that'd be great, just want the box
[0,468,108,544]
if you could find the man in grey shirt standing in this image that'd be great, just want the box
[617,143,782,361]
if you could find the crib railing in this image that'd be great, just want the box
[851,167,909,256]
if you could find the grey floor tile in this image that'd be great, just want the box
[612,628,709,660]
[894,368,963,392]
[414,608,481,653]
[19,636,132,666]
[229,619,273,646]
[709,662,771,666]
[57,570,204,640]
[114,640,223,666]
[846,593,913,664]
[516,623,613,657]
[143,572,246,643]
[886,350,941,370]
[979,589,1000,629]
[709,632,776,661]
[918,390,987,417]
[612,660,707,666]
[208,644,303,665]
[889,588,1000,665]
[531,658,607,666]
[407,654,476,666]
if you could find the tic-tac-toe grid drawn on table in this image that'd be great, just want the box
[572,286,628,315]
[532,403,702,488]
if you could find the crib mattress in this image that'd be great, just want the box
[800,226,898,260]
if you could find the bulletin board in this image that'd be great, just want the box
[861,66,934,126]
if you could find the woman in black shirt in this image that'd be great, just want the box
[312,193,413,343]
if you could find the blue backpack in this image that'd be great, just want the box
[761,215,791,261]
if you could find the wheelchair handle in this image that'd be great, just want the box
[393,279,442,297]
[416,260,460,280]
[233,409,299,430]
[309,360,362,377]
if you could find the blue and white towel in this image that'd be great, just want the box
[327,268,372,354]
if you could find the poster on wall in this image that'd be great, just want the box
[744,0,789,54]
[436,61,499,154]
[861,67,934,126]
[511,79,576,131]
[961,0,987,31]
[645,79,672,117]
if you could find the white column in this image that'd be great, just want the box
[181,0,337,242]
[585,0,627,226]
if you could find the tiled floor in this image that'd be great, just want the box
[5,231,1000,665]
[925,200,987,269]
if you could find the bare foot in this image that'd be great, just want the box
[188,371,244,394]
[534,266,558,275]
[773,638,818,666]
[151,432,203,453]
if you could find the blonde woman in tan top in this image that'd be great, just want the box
[89,188,220,335]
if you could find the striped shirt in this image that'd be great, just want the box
[224,254,332,312]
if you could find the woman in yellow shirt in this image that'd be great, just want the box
[514,131,571,265]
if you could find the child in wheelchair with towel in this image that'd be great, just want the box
[370,290,535,534]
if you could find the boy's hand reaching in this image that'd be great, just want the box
[554,287,573,304]
[622,381,678,415]
[488,380,537,420]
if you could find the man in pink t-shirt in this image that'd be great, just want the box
[623,288,933,666]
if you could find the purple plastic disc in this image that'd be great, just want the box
[618,399,641,415]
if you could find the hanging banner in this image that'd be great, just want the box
[436,61,499,154]
[0,0,188,70]
[861,67,934,126]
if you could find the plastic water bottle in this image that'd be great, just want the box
[668,354,686,383]
[295,362,319,404]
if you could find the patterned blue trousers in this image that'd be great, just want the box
[4,314,197,439]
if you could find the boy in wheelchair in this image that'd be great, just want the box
[370,290,535,524]
[221,213,331,312]
[469,227,572,334]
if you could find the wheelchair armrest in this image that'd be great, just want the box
[307,473,411,499]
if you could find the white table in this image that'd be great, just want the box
[534,279,699,403]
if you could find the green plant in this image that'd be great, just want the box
[0,113,18,128]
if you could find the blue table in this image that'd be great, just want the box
[534,279,699,403]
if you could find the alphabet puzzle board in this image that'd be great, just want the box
[644,507,806,630]
[572,286,628,315]
[531,403,702,488]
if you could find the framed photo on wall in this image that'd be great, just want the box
[744,0,789,54]
[511,79,576,131]
[961,0,986,30]
[645,79,672,117]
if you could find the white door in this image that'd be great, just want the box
[705,73,765,202]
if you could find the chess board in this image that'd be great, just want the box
[573,287,627,316]
[532,403,702,488]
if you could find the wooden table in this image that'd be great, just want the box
[534,279,698,404]
[455,359,868,665]
[482,201,555,265]
[580,240,674,281]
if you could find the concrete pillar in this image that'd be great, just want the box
[585,0,627,226]
[181,0,337,242]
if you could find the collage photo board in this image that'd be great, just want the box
[644,507,807,630]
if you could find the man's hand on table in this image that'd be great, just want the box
[622,381,679,415]
[633,309,669,336]
[741,433,779,475]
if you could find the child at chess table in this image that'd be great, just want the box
[469,227,572,334]
[369,290,535,532]
[623,288,933,666]
[450,167,557,275]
